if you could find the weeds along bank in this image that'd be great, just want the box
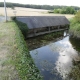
[70,19,80,38]
[69,22,80,80]
[0,21,42,80]
[11,21,42,80]
[69,11,80,80]
[69,11,80,38]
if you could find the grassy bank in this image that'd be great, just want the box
[69,11,80,38]
[70,19,80,38]
[0,21,42,80]
[69,15,80,79]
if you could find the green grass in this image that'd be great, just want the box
[0,21,42,80]
[69,18,80,38]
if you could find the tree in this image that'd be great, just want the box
[59,7,76,14]
[54,9,60,13]
[11,6,15,10]
[60,8,66,14]
[66,7,75,14]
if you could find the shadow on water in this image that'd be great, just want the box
[27,31,65,50]
[29,32,80,80]
[69,37,80,53]
[67,37,80,80]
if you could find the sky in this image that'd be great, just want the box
[0,0,80,7]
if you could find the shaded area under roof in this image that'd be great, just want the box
[16,16,70,29]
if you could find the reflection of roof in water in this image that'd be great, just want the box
[16,16,70,29]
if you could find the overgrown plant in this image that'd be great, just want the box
[12,17,29,39]
[69,11,80,38]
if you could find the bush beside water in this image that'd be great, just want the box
[69,11,80,38]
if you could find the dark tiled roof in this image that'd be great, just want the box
[16,16,70,29]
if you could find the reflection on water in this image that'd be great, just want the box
[30,36,79,80]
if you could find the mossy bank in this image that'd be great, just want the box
[0,21,42,80]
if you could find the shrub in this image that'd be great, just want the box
[75,10,80,22]
[11,17,28,39]
[15,20,28,39]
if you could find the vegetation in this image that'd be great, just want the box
[0,21,42,80]
[68,37,80,80]
[69,10,80,38]
[68,64,80,80]
[12,17,28,39]
[75,10,80,22]
[48,7,76,14]
[69,11,80,80]
[69,37,80,52]
[0,2,80,10]
[11,6,15,10]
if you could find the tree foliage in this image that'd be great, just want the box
[53,7,76,14]
[66,7,76,14]
[0,2,80,10]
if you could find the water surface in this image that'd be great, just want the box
[30,36,79,80]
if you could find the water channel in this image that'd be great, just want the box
[29,33,80,80]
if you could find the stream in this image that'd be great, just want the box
[29,34,80,80]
